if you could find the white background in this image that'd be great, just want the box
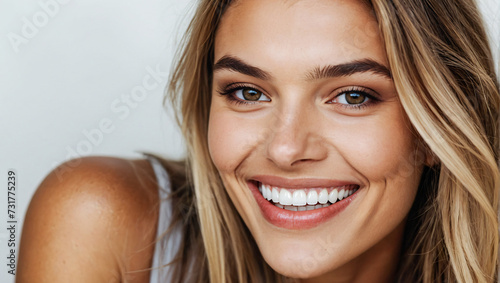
[0,0,498,282]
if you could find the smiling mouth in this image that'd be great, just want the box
[258,182,360,211]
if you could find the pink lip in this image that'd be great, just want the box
[248,176,361,230]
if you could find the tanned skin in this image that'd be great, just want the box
[17,157,160,283]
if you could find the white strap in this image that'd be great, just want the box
[146,155,181,283]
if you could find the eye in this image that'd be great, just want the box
[334,91,369,105]
[327,87,380,110]
[234,87,270,102]
[216,83,272,106]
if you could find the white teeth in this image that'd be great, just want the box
[259,183,358,210]
[306,190,318,205]
[279,189,293,205]
[318,189,328,204]
[328,189,338,204]
[272,187,280,203]
[338,188,345,201]
[292,190,307,206]
[266,186,272,201]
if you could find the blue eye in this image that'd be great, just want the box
[234,87,271,102]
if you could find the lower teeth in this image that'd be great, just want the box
[276,203,330,211]
[269,188,359,211]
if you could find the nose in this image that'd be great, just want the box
[266,103,328,169]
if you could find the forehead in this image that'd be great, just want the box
[214,0,386,76]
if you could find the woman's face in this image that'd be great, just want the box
[209,0,424,281]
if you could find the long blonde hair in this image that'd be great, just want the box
[165,0,500,282]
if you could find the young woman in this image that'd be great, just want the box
[17,0,500,282]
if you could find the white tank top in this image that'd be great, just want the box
[147,155,183,283]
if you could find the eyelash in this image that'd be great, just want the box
[329,86,380,110]
[217,83,380,109]
[217,83,269,106]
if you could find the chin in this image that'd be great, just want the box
[251,223,354,279]
[261,247,339,279]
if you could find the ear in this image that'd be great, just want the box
[425,151,439,167]
[422,143,439,167]
[416,138,439,167]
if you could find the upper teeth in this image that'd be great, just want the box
[259,183,357,207]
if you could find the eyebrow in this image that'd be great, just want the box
[213,55,392,81]
[308,59,392,80]
[213,56,270,80]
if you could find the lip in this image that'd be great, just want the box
[248,176,361,230]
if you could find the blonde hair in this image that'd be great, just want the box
[371,0,500,282]
[165,0,500,282]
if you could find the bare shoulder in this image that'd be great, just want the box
[17,156,160,283]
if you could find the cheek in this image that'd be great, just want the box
[208,108,265,173]
[331,110,423,229]
[208,112,233,173]
[335,113,419,183]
